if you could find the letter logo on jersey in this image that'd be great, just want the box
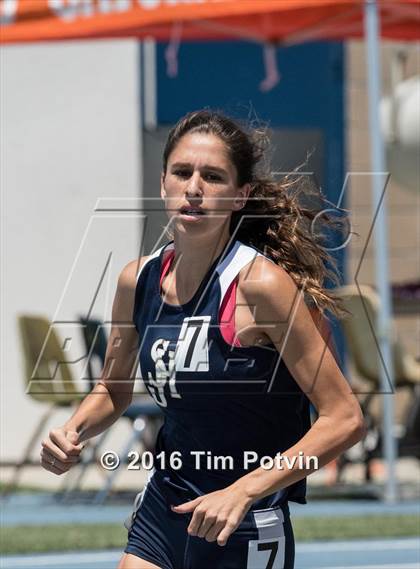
[147,338,179,407]
[147,316,211,406]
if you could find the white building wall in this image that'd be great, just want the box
[1,39,143,463]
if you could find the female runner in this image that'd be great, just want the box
[40,110,365,569]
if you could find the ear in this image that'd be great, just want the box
[233,183,251,212]
[160,172,166,200]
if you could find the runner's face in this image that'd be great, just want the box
[161,132,249,234]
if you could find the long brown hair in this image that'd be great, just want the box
[163,109,350,319]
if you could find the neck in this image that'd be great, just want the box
[170,227,232,291]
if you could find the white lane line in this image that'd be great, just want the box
[296,538,419,552]
[0,550,121,568]
[2,539,419,568]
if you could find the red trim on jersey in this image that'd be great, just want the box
[219,277,242,347]
[160,249,174,288]
[160,250,242,347]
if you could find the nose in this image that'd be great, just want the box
[185,171,203,198]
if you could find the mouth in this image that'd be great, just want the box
[178,206,206,219]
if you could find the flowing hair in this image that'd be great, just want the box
[162,109,351,319]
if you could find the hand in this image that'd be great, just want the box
[171,484,253,546]
[40,428,85,475]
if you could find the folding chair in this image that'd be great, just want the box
[60,317,163,503]
[334,284,420,480]
[3,315,86,496]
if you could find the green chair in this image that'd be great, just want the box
[2,315,86,496]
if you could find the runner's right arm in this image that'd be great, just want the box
[40,258,145,474]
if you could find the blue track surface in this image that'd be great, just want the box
[1,538,419,569]
[1,494,419,527]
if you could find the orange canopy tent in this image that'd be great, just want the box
[0,0,419,45]
[1,0,419,504]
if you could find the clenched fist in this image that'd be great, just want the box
[40,428,85,475]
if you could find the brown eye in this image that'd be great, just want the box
[174,169,190,178]
[205,173,223,182]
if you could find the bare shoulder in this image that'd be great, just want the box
[237,253,322,348]
[118,256,150,292]
[238,254,297,306]
[112,256,151,324]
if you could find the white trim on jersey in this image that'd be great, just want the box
[136,240,275,314]
[217,242,271,310]
[135,241,175,284]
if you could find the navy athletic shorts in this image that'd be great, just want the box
[124,469,295,569]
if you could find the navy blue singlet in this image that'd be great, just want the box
[133,238,312,510]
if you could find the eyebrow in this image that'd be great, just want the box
[170,162,228,176]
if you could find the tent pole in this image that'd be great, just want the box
[363,0,398,503]
[143,38,157,131]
